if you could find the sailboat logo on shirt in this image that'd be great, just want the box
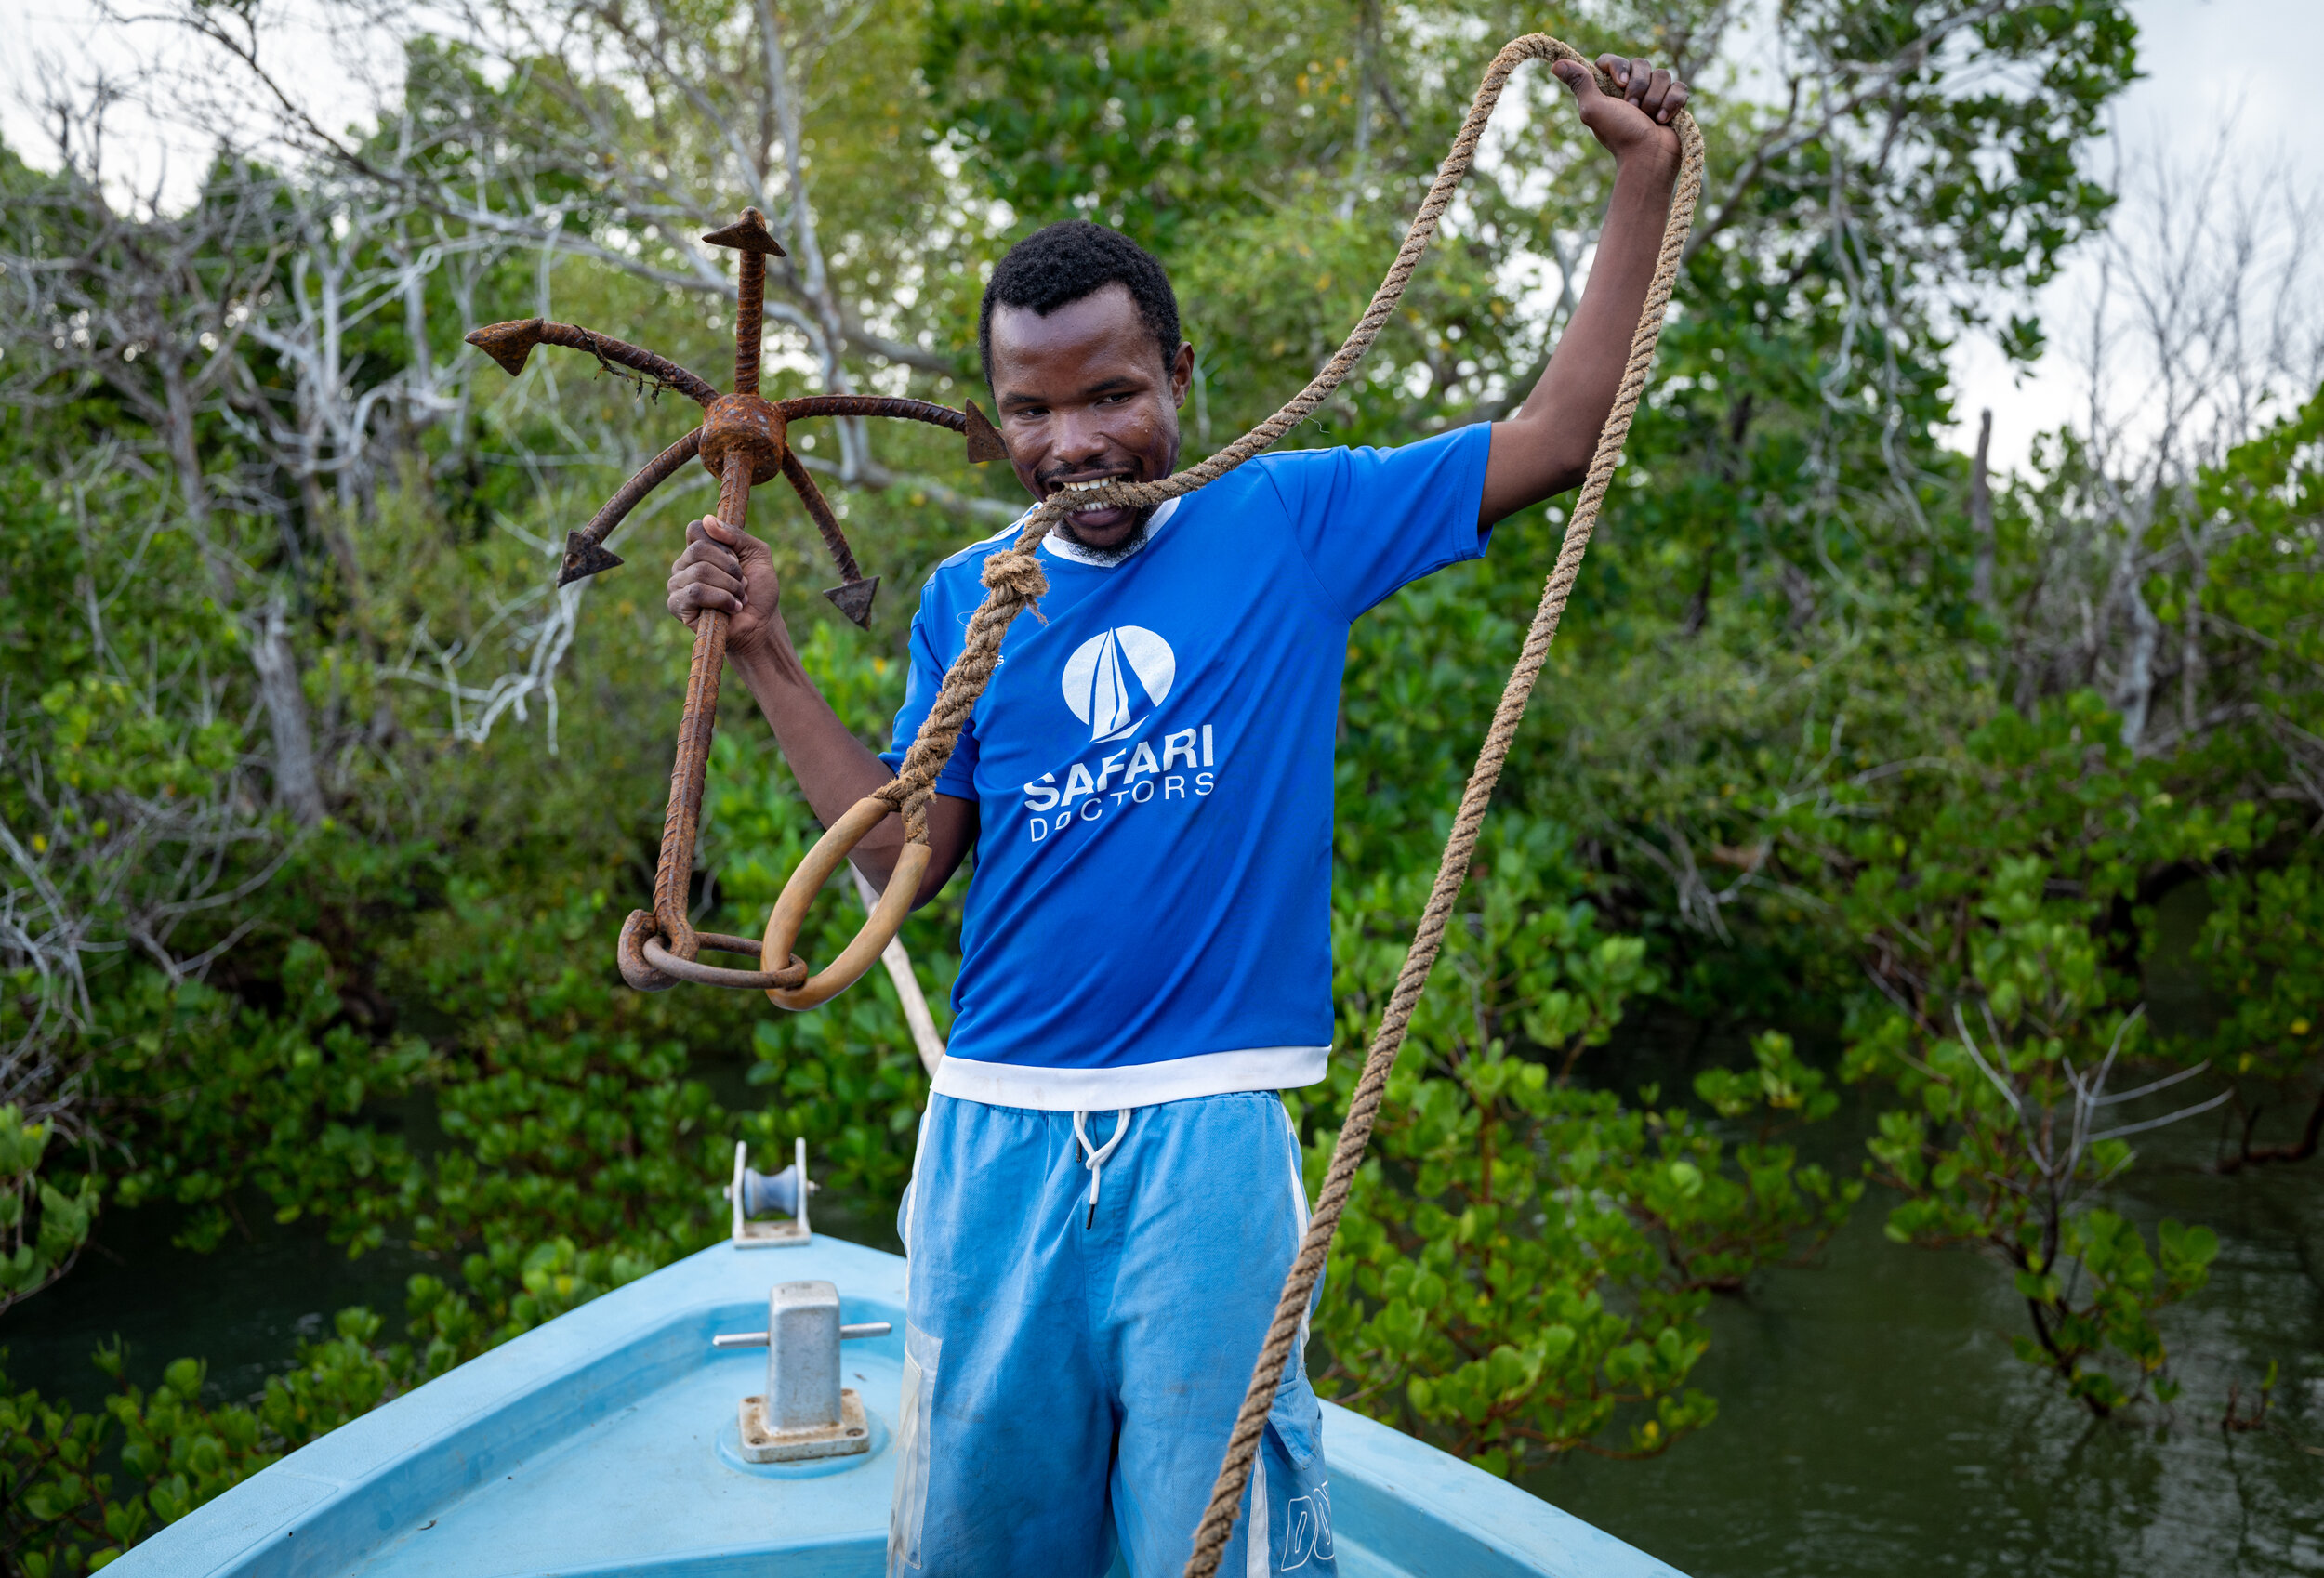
[1061,626,1176,743]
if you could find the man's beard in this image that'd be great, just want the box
[1054,504,1155,565]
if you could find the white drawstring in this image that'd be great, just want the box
[1071,1109,1132,1228]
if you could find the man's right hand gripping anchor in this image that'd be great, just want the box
[667,53,1691,1578]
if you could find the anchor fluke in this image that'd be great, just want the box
[963,399,1006,463]
[467,318,548,377]
[822,576,880,627]
[558,532,627,587]
[702,211,786,256]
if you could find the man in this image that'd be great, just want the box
[667,53,1689,1578]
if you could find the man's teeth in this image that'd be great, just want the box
[1060,479,1124,514]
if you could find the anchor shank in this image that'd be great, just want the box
[735,249,765,396]
[653,450,753,956]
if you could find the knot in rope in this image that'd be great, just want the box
[876,542,1051,840]
[978,546,1049,605]
[872,773,931,841]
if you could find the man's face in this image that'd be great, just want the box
[987,283,1195,557]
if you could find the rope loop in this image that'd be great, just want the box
[758,796,931,1009]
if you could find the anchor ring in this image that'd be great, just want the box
[620,908,810,992]
[759,796,931,1010]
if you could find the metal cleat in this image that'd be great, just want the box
[711,1280,890,1462]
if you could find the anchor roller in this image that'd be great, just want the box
[727,1138,819,1248]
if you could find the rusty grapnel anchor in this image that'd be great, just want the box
[464,206,1008,998]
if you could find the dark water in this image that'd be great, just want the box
[1521,879,2322,1577]
[1532,1124,2324,1577]
[0,1199,431,1412]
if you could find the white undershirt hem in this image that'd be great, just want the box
[930,1043,1328,1111]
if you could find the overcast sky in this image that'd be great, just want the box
[6,0,2320,474]
[1949,0,2324,467]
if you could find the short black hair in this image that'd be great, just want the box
[978,221,1182,388]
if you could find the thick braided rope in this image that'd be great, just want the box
[878,34,1634,834]
[1179,56,1705,1578]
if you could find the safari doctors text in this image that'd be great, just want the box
[1021,725,1217,843]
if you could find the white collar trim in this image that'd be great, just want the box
[1036,495,1181,567]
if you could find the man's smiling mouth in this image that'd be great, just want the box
[1052,475,1138,524]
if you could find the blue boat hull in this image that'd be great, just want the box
[107,1234,1682,1577]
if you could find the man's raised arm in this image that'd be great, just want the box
[1479,55,1690,527]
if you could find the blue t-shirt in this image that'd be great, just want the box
[880,424,1494,1110]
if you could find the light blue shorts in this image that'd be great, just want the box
[887,1090,1337,1577]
